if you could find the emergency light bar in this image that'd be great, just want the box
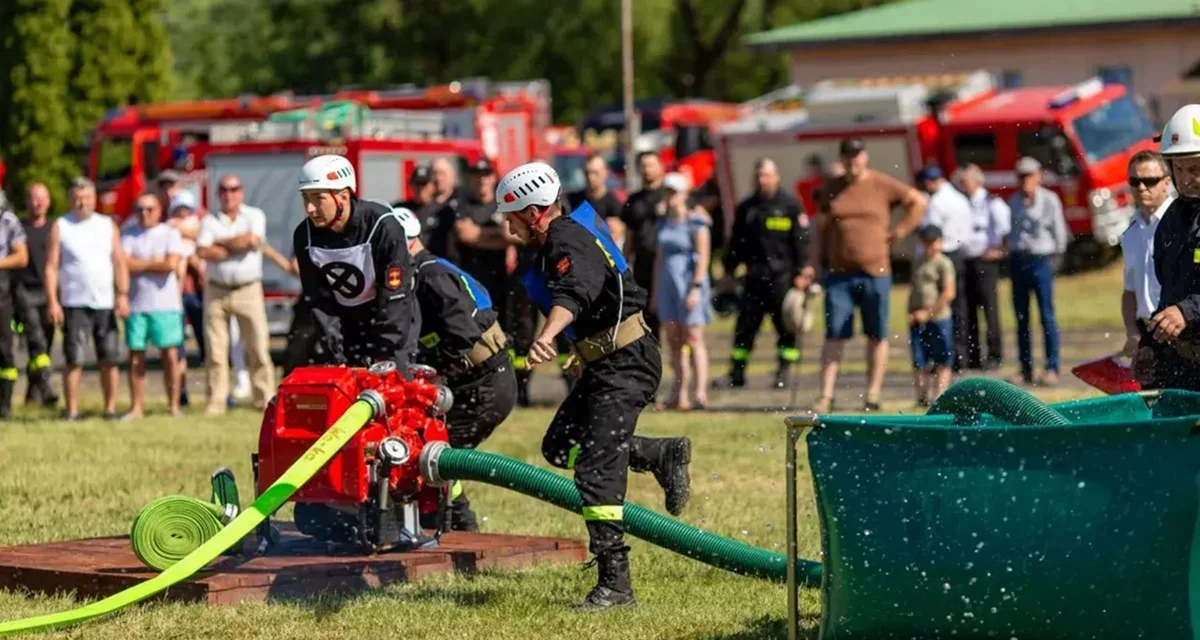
[1048,77,1104,109]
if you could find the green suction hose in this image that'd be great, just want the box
[424,445,823,586]
[927,377,1069,426]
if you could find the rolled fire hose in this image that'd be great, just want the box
[0,393,383,638]
[129,468,243,571]
[421,443,825,585]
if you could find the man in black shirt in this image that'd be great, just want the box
[498,161,691,611]
[721,158,809,389]
[567,152,624,240]
[620,151,666,334]
[293,155,418,370]
[13,183,56,405]
[454,158,510,312]
[397,207,516,531]
[395,165,449,258]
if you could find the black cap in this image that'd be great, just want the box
[468,157,495,175]
[917,225,943,242]
[839,138,866,157]
[915,166,943,183]
[409,165,432,185]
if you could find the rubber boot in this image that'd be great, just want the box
[0,379,14,419]
[773,362,791,390]
[573,547,636,612]
[516,370,532,408]
[630,437,692,516]
[33,369,57,407]
[449,492,479,532]
[24,373,42,406]
[727,361,747,389]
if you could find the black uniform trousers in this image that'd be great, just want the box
[732,276,799,366]
[944,249,969,371]
[0,275,15,383]
[445,351,518,449]
[962,256,1002,368]
[282,299,320,378]
[632,251,659,335]
[541,335,661,554]
[13,284,54,376]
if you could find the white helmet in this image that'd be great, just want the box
[392,206,421,239]
[1160,105,1200,158]
[299,154,357,192]
[496,162,561,214]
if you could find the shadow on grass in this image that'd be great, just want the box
[700,614,820,640]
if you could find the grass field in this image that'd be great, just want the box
[0,264,1122,639]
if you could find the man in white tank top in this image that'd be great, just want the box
[44,178,129,421]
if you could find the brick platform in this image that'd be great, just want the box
[0,526,586,605]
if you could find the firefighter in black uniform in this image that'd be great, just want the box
[0,194,29,418]
[395,165,447,260]
[393,206,518,531]
[293,155,419,370]
[720,157,809,390]
[497,161,692,611]
[1135,106,1200,389]
[13,183,57,405]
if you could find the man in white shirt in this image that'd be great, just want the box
[1121,151,1174,356]
[44,177,129,421]
[195,174,274,415]
[917,166,973,371]
[954,163,1012,370]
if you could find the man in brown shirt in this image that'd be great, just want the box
[797,138,926,412]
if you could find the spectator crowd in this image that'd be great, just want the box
[0,137,1169,417]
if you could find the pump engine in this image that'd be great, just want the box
[254,362,453,553]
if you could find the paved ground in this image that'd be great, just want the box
[10,324,1119,416]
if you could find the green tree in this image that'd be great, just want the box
[128,0,173,103]
[0,0,77,210]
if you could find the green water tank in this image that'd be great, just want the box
[807,389,1200,639]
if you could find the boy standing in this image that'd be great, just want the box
[909,225,956,406]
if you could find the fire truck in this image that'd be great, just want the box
[189,107,487,336]
[715,72,1158,267]
[86,79,550,220]
[580,98,741,189]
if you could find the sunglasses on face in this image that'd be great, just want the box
[1128,176,1167,188]
[219,185,242,193]
[135,206,158,213]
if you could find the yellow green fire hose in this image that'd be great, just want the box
[0,394,382,638]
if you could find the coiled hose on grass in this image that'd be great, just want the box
[431,446,824,586]
[129,468,243,571]
[927,377,1069,426]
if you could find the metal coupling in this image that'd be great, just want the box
[419,440,451,487]
[358,388,386,418]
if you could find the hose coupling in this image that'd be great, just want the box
[419,441,451,487]
[358,388,386,418]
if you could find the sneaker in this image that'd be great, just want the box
[233,371,252,400]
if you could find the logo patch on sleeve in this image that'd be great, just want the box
[556,256,571,276]
[386,266,403,290]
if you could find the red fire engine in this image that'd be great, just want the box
[86,79,550,220]
[716,72,1158,266]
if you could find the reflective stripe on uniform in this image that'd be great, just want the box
[0,368,17,381]
[566,444,580,470]
[765,217,793,232]
[10,320,22,334]
[420,332,441,349]
[450,480,464,500]
[732,347,750,363]
[778,347,800,362]
[581,505,623,521]
[29,353,51,371]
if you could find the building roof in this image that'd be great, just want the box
[746,0,1200,50]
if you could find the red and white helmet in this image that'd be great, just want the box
[496,162,561,215]
[299,154,357,193]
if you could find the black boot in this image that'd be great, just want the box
[33,369,56,407]
[0,379,14,419]
[773,362,791,390]
[24,373,42,406]
[516,370,532,408]
[727,361,747,388]
[449,492,479,532]
[573,547,635,612]
[630,437,691,516]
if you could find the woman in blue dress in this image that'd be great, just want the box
[651,173,712,410]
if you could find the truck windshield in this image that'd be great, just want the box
[1072,96,1155,163]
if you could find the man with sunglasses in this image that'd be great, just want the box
[1120,152,1173,360]
[195,174,274,415]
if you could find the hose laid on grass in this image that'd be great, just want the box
[129,468,244,571]
[0,396,381,638]
[429,446,824,586]
[927,377,1069,426]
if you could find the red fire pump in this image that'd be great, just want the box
[253,362,454,553]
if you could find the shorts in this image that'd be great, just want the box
[911,319,953,369]
[63,307,121,366]
[823,271,892,340]
[126,311,185,352]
